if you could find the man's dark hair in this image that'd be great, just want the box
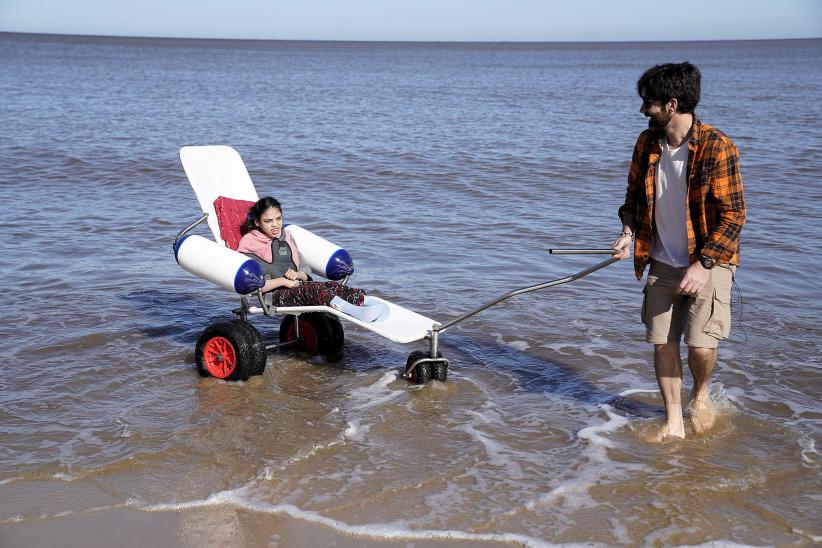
[637,62,701,114]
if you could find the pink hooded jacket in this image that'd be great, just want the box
[237,229,302,267]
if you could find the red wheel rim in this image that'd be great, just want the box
[287,319,319,352]
[202,336,237,379]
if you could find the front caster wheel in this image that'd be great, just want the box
[432,360,448,382]
[405,350,433,384]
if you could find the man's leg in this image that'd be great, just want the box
[683,264,734,435]
[651,342,685,440]
[687,346,717,434]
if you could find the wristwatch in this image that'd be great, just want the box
[698,254,716,269]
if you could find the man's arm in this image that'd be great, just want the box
[702,140,746,262]
[677,138,745,296]
[612,212,634,259]
[613,138,643,258]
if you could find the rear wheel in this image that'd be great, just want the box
[232,320,267,376]
[195,322,256,381]
[279,313,338,356]
[325,314,345,360]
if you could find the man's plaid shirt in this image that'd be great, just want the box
[619,118,746,280]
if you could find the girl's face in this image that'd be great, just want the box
[255,207,283,239]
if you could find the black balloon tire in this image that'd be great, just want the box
[195,321,256,381]
[405,350,433,385]
[279,313,338,356]
[324,314,345,360]
[231,320,267,376]
[426,350,447,382]
[432,360,448,382]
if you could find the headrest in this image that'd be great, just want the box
[213,196,255,250]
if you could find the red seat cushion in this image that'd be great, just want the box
[213,196,256,250]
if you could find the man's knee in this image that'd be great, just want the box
[654,342,679,358]
[688,346,717,362]
[654,342,682,377]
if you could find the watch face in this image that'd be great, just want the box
[700,256,716,269]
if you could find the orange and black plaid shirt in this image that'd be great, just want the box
[618,118,746,280]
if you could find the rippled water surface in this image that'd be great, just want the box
[1,33,821,547]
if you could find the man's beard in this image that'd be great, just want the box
[647,114,668,131]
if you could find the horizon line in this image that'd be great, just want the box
[2,30,820,45]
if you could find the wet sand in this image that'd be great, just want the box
[1,507,517,548]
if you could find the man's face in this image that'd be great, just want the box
[640,98,673,131]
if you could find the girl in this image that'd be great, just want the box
[237,197,381,322]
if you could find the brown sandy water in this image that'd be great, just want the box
[1,34,820,546]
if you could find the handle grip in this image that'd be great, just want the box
[548,249,615,255]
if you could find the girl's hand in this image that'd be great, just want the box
[285,268,308,281]
[263,277,300,292]
[262,279,279,293]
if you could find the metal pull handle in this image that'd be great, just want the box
[548,249,616,255]
[434,252,619,333]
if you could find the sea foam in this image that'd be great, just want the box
[136,488,595,547]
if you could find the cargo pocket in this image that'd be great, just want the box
[640,285,649,325]
[702,287,731,339]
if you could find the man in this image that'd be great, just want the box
[612,62,746,442]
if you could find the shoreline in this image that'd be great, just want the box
[0,506,523,548]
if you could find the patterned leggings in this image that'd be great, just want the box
[271,281,366,308]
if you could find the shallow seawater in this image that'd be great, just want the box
[0,34,820,546]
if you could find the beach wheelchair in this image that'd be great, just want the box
[173,146,448,384]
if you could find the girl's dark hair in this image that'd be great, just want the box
[240,196,282,235]
[637,62,701,114]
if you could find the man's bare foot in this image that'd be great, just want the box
[646,421,686,443]
[688,398,716,435]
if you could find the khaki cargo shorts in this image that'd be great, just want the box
[642,260,735,349]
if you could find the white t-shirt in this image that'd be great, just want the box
[651,139,690,267]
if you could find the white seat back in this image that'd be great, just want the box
[180,145,258,246]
